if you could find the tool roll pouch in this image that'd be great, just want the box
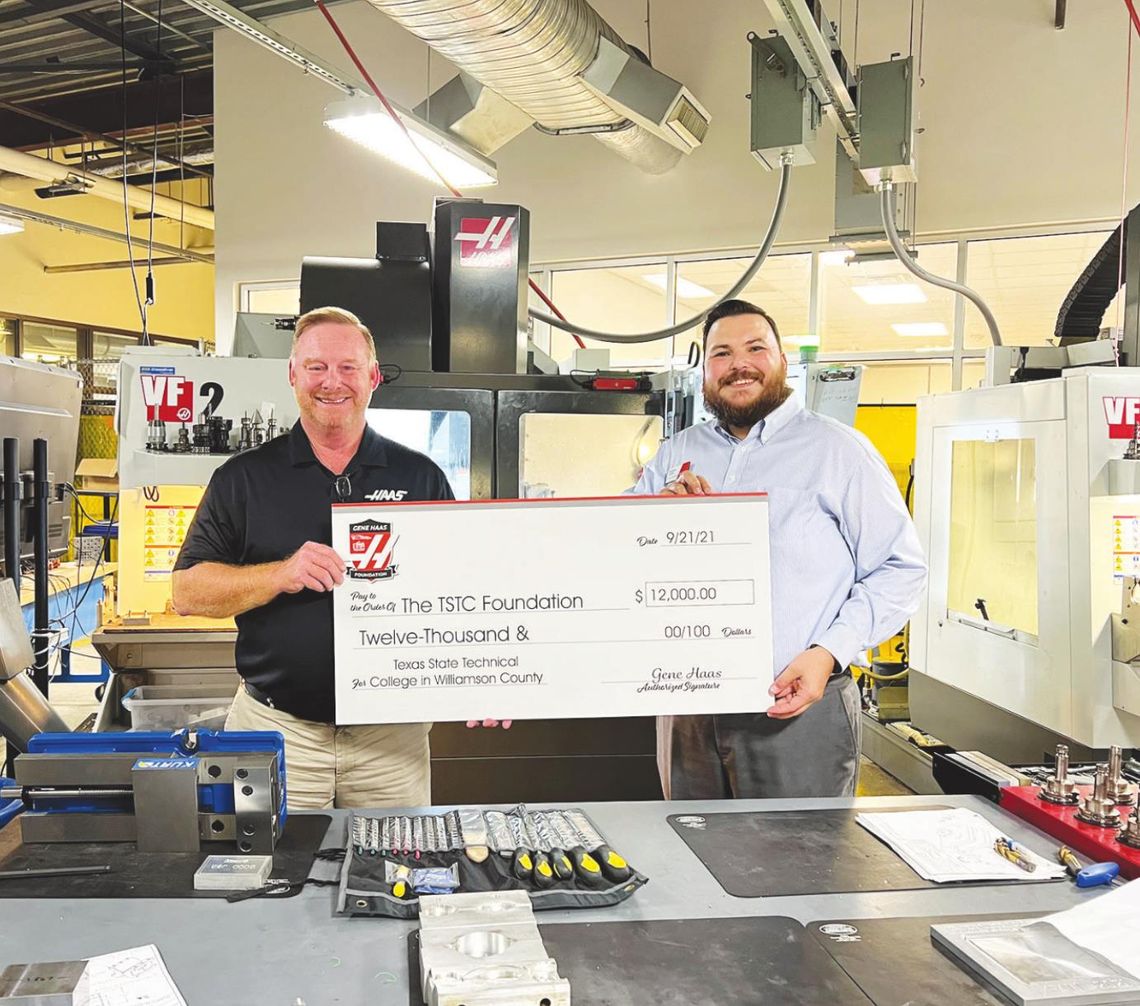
[336,808,648,920]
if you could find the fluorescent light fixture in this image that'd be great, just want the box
[0,213,24,236]
[891,322,947,337]
[819,248,852,266]
[853,283,927,305]
[324,96,497,189]
[644,274,714,299]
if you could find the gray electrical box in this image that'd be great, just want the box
[857,57,917,185]
[748,33,818,170]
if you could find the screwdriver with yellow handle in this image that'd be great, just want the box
[533,812,574,882]
[564,809,632,884]
[522,812,556,889]
[547,811,607,887]
[389,863,411,899]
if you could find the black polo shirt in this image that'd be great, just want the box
[174,421,454,723]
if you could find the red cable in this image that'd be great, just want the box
[1126,0,1140,35]
[314,0,585,349]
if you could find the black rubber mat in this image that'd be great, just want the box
[0,813,332,899]
[668,807,957,897]
[808,914,1044,1006]
[409,916,869,1006]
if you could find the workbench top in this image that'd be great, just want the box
[0,794,1108,1004]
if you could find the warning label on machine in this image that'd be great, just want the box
[143,504,197,580]
[1112,514,1140,579]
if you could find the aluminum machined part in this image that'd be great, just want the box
[363,0,688,174]
[418,890,571,1006]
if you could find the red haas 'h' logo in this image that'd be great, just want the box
[347,519,398,581]
[455,216,515,268]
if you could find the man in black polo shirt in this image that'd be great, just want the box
[172,306,453,809]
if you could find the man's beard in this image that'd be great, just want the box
[702,370,792,430]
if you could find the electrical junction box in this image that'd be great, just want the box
[748,33,818,169]
[858,57,918,185]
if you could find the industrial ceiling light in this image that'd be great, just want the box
[0,213,24,235]
[644,274,714,299]
[892,322,947,337]
[324,96,497,189]
[853,283,926,305]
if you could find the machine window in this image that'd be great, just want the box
[947,438,1038,636]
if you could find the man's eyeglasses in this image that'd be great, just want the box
[333,475,352,502]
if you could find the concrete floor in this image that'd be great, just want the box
[856,755,914,797]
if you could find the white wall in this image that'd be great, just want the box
[214,0,1140,347]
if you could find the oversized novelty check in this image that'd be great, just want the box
[330,495,772,724]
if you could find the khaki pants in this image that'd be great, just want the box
[225,686,432,811]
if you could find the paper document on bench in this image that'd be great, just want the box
[856,808,1068,883]
[86,943,187,1006]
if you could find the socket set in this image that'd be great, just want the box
[349,804,633,889]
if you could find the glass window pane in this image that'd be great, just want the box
[549,265,668,368]
[519,413,663,497]
[367,409,472,500]
[243,283,300,314]
[0,318,15,356]
[820,244,957,353]
[676,253,812,357]
[961,359,987,391]
[22,322,77,363]
[858,360,951,405]
[948,439,1037,635]
[93,331,139,360]
[965,232,1116,349]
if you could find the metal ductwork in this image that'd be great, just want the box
[366,0,710,175]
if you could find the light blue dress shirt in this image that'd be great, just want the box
[630,394,927,676]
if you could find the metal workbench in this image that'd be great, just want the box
[0,794,1109,1004]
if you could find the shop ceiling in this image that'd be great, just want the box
[0,0,320,183]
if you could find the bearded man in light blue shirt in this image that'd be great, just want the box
[631,299,927,798]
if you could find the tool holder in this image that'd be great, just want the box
[336,806,647,920]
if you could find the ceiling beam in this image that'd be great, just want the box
[0,96,213,178]
[0,69,211,149]
[19,0,180,71]
[0,0,115,27]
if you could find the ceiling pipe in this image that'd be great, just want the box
[0,145,214,231]
[0,201,214,263]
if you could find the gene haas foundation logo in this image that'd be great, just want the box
[347,519,398,581]
[1104,396,1140,439]
[455,215,515,268]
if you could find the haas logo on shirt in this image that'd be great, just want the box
[365,489,408,502]
[347,519,398,581]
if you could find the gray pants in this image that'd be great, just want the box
[658,673,862,799]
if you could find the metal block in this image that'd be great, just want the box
[748,33,818,170]
[857,57,917,185]
[19,812,137,844]
[132,757,200,853]
[419,892,570,1006]
[15,753,138,788]
[0,960,89,1005]
[232,753,279,854]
